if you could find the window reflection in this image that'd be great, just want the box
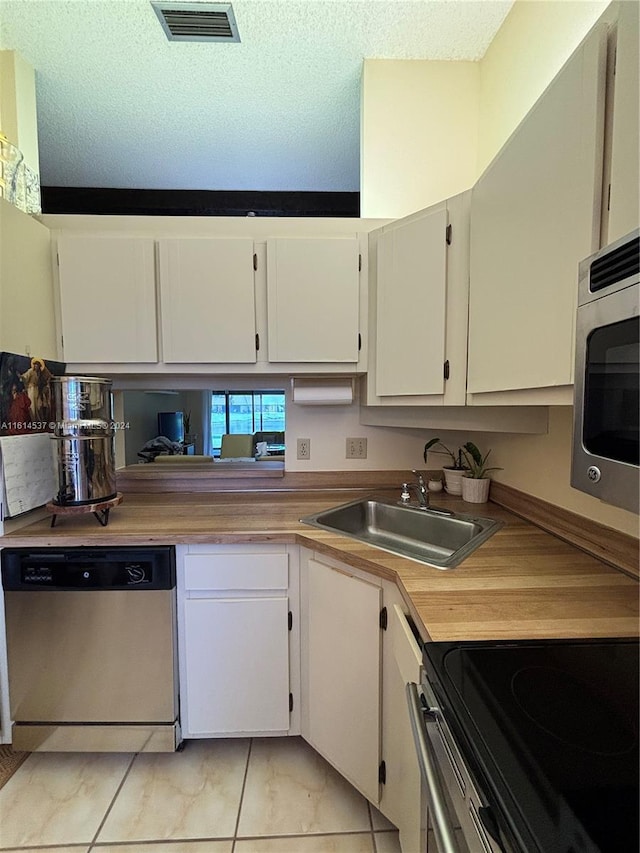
[211,390,286,455]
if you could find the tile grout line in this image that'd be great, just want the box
[368,800,378,853]
[0,845,90,852]
[86,752,139,852]
[233,830,382,841]
[231,737,254,853]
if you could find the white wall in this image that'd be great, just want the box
[477,0,612,174]
[286,383,427,473]
[360,60,480,219]
[0,50,40,174]
[451,408,638,538]
[359,1,612,218]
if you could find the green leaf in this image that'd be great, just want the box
[423,437,440,463]
[463,441,483,467]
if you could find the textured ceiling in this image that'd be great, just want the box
[0,0,514,191]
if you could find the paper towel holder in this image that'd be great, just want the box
[291,377,354,405]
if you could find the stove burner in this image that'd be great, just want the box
[511,666,637,756]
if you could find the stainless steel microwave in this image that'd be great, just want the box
[572,228,639,514]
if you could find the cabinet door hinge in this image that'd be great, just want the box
[358,253,362,272]
[378,760,387,785]
[446,224,452,245]
[289,693,294,713]
[379,606,388,631]
[444,360,450,381]
[255,333,260,352]
[288,611,293,631]
[253,253,258,271]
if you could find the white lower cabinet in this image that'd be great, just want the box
[177,544,299,738]
[177,541,424,851]
[300,550,382,804]
[379,588,425,853]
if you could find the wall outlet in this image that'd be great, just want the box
[297,438,311,460]
[346,437,368,459]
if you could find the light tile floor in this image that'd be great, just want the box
[0,737,401,853]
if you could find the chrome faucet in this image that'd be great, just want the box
[400,470,430,509]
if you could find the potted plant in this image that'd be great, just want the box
[423,438,468,495]
[460,442,502,503]
[183,411,198,448]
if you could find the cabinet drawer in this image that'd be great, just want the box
[184,553,289,591]
[390,604,423,683]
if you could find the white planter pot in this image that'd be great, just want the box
[461,476,491,503]
[442,468,467,495]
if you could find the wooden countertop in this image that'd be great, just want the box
[2,489,637,643]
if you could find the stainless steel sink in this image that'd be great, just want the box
[300,498,503,569]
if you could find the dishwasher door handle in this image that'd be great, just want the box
[406,681,459,853]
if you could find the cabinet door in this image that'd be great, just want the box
[57,235,157,363]
[380,599,424,853]
[375,205,448,396]
[607,0,639,243]
[159,238,256,363]
[304,558,381,803]
[183,596,290,735]
[468,24,606,398]
[0,199,57,360]
[266,237,360,362]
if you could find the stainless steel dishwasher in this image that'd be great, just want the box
[1,546,179,753]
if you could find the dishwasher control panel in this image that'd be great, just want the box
[22,566,54,585]
[1,547,175,590]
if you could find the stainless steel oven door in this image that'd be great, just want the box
[572,282,639,513]
[407,681,504,853]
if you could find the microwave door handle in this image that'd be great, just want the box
[407,681,458,853]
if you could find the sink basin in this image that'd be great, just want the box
[300,498,503,569]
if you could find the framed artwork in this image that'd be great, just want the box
[0,352,66,436]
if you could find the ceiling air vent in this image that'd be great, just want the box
[151,2,240,42]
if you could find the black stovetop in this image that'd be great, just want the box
[423,638,639,853]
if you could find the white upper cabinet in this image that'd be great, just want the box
[467,24,607,403]
[0,199,58,361]
[57,234,158,363]
[158,238,257,363]
[606,0,639,244]
[266,237,361,362]
[365,191,471,407]
[376,205,447,396]
[56,229,366,372]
